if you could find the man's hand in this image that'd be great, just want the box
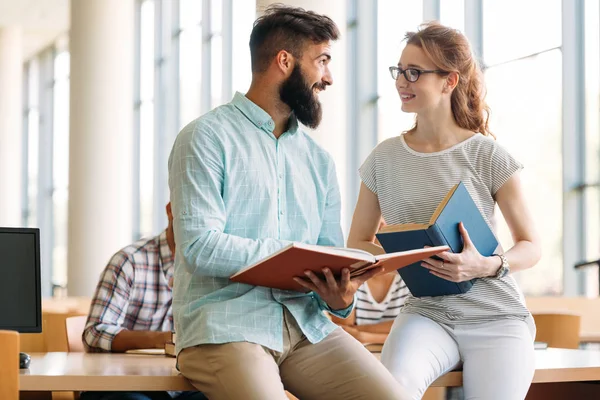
[293,265,384,311]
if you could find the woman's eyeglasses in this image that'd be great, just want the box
[389,66,446,82]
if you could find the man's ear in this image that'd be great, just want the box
[275,50,294,76]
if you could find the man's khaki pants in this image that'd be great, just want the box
[178,309,408,400]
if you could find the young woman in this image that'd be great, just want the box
[347,22,541,400]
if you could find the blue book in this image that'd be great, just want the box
[375,182,499,297]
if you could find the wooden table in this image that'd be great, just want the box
[20,352,195,391]
[19,349,600,393]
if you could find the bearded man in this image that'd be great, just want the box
[167,5,408,400]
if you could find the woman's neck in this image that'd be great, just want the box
[407,107,475,151]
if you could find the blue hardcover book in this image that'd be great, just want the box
[375,182,499,297]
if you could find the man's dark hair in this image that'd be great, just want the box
[250,4,340,73]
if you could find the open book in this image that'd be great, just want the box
[376,181,499,297]
[229,242,448,292]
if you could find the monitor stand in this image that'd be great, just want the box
[20,352,31,369]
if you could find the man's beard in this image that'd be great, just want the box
[279,64,326,129]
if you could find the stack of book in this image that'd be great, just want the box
[165,331,176,357]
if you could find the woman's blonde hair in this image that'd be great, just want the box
[405,22,493,137]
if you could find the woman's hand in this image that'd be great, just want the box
[421,222,499,282]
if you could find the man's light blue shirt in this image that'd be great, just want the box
[168,92,352,353]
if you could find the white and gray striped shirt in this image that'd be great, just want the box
[355,274,409,325]
[359,133,530,325]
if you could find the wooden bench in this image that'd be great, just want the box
[19,349,600,399]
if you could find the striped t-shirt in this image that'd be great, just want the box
[359,133,530,325]
[355,274,409,325]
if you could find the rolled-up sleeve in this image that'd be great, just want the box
[83,253,132,352]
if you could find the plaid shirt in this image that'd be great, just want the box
[83,230,174,352]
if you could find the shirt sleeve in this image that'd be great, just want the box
[318,296,356,319]
[168,121,291,279]
[313,157,351,316]
[358,147,378,194]
[490,141,523,195]
[316,158,344,247]
[83,252,133,352]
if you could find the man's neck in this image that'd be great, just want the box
[246,81,292,139]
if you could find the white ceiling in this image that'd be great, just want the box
[0,0,70,59]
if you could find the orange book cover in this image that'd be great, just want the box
[229,243,449,292]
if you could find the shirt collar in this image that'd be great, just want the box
[158,230,174,276]
[231,91,299,136]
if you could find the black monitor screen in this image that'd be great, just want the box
[0,228,42,333]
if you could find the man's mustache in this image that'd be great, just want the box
[313,82,328,91]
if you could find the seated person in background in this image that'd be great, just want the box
[82,203,206,400]
[333,220,409,345]
[332,271,408,345]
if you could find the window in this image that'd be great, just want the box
[483,0,563,295]
[583,0,600,296]
[136,0,256,238]
[138,0,156,239]
[179,0,202,126]
[486,50,563,295]
[22,41,71,295]
[440,0,465,32]
[231,0,254,96]
[483,0,561,66]
[377,0,423,142]
[23,59,40,229]
[52,45,70,288]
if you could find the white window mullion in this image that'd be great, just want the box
[562,0,586,295]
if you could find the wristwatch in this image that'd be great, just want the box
[492,254,510,279]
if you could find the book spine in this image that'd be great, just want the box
[426,224,447,248]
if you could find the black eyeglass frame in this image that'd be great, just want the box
[389,66,447,82]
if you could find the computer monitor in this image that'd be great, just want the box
[0,227,42,333]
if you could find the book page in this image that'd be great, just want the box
[378,222,430,233]
[374,245,448,261]
[231,243,375,279]
[320,246,375,260]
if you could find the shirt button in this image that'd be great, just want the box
[280,210,284,215]
[279,173,283,179]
